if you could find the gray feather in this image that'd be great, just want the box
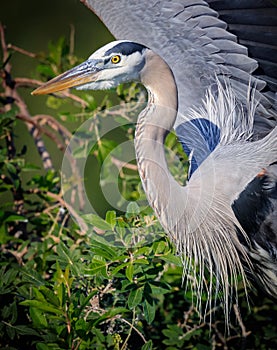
[83,0,276,137]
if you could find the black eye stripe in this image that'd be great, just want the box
[104,42,146,56]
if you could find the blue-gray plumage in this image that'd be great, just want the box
[32,0,277,322]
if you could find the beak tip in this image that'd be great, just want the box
[31,88,41,96]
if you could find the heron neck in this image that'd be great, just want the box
[135,50,181,228]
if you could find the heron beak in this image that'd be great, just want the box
[32,60,101,95]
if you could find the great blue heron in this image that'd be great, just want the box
[32,0,277,318]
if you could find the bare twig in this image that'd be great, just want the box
[233,304,251,338]
[69,24,75,56]
[62,90,88,108]
[211,321,228,350]
[43,190,88,234]
[15,77,43,87]
[17,113,66,151]
[2,245,28,265]
[34,114,72,142]
[1,23,54,170]
[120,316,147,345]
[7,44,36,58]
[0,23,9,62]
[111,156,138,172]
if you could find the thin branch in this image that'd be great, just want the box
[43,190,88,234]
[181,322,206,341]
[15,77,43,87]
[1,24,54,170]
[120,317,147,345]
[0,23,9,62]
[2,244,28,265]
[34,114,72,142]
[233,304,251,338]
[60,90,89,108]
[211,321,228,350]
[17,114,66,151]
[111,156,138,172]
[69,24,75,56]
[7,44,36,58]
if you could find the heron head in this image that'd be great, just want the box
[32,40,147,95]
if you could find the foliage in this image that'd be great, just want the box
[0,27,276,350]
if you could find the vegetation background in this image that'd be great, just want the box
[0,1,276,349]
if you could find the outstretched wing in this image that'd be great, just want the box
[83,0,276,136]
[207,0,277,95]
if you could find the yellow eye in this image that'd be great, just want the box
[111,55,121,64]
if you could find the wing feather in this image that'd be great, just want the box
[83,0,276,135]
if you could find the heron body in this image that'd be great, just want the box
[32,0,277,318]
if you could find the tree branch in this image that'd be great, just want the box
[7,44,36,58]
[1,23,54,170]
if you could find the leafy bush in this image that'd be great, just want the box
[0,26,276,350]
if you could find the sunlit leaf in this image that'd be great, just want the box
[82,214,112,231]
[128,286,143,309]
[126,263,134,282]
[20,300,63,315]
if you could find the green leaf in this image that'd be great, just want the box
[36,343,52,350]
[94,308,129,326]
[30,307,48,328]
[39,286,60,307]
[85,258,108,278]
[20,300,63,315]
[0,225,9,244]
[152,240,167,254]
[90,240,118,260]
[2,300,17,323]
[105,210,116,229]
[4,214,27,223]
[134,258,149,265]
[149,281,170,295]
[162,325,183,345]
[32,287,47,302]
[22,163,41,171]
[46,96,64,109]
[10,324,40,336]
[0,105,19,120]
[110,261,130,276]
[6,162,17,175]
[142,340,153,350]
[126,201,140,217]
[128,287,143,309]
[126,263,134,282]
[143,299,156,324]
[0,266,18,288]
[75,290,98,318]
[75,318,88,337]
[36,64,55,77]
[83,214,112,231]
[96,138,117,163]
[21,269,46,286]
[159,254,182,266]
[56,283,66,308]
